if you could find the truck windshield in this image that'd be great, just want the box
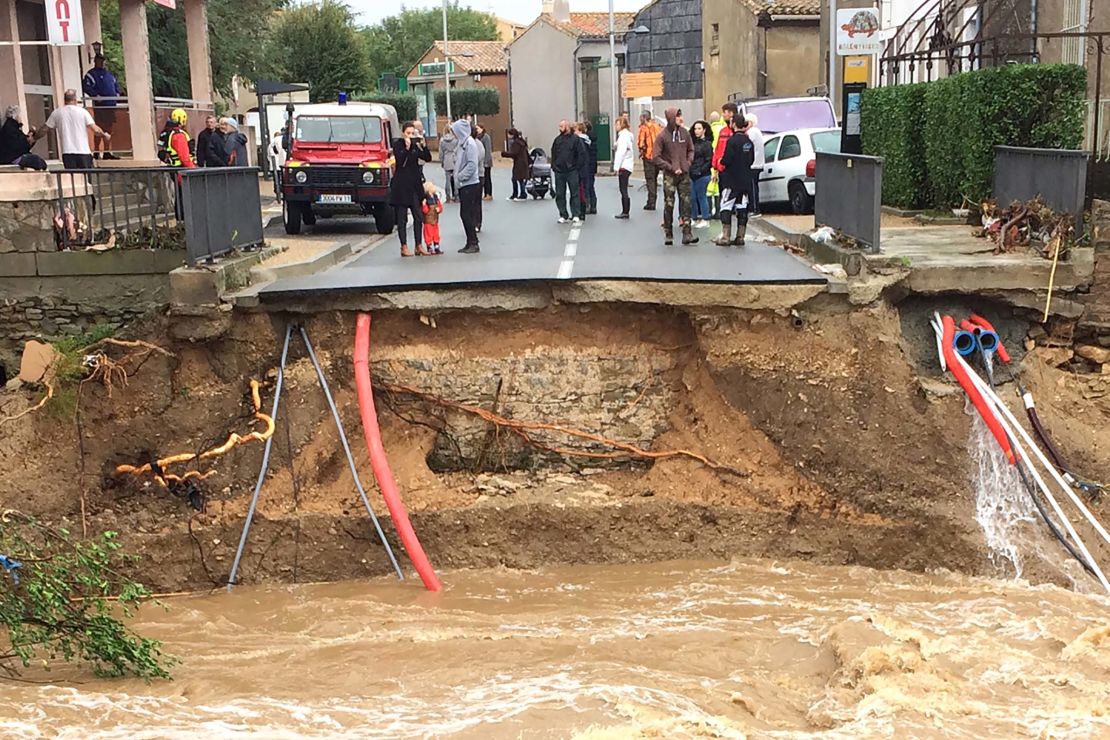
[295,116,383,144]
[746,100,837,134]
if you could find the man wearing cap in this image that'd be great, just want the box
[82,54,121,160]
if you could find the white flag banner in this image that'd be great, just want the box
[45,0,85,46]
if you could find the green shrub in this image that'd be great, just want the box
[355,92,419,123]
[862,63,1087,208]
[861,84,928,209]
[433,87,500,118]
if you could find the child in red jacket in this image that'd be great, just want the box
[421,182,444,255]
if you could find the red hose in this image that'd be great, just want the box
[968,314,1011,364]
[353,313,442,591]
[942,316,1016,465]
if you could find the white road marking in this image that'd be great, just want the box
[558,226,582,279]
[557,259,575,279]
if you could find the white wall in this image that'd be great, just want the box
[509,22,578,151]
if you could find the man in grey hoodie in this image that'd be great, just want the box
[452,119,483,254]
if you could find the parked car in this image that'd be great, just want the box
[740,96,837,135]
[758,127,841,214]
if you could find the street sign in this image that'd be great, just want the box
[45,0,85,46]
[622,72,664,99]
[836,7,882,56]
[418,61,456,77]
[843,55,871,83]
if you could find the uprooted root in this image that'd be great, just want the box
[377,381,751,478]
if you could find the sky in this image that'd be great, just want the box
[350,0,648,27]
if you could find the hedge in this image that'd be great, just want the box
[861,64,1087,209]
[354,92,419,123]
[433,87,500,118]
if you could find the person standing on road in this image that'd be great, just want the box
[653,108,696,246]
[745,113,766,217]
[440,124,459,203]
[475,124,494,201]
[391,121,433,257]
[707,111,724,217]
[452,119,483,254]
[32,89,110,170]
[551,119,586,224]
[579,120,598,215]
[574,121,595,221]
[636,111,662,211]
[195,115,218,167]
[689,121,714,229]
[222,118,249,166]
[502,128,530,200]
[612,115,635,219]
[715,114,755,247]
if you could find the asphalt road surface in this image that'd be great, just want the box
[262,164,824,296]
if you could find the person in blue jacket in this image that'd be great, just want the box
[82,54,121,160]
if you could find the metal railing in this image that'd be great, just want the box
[1087,100,1110,162]
[179,167,265,266]
[814,153,884,253]
[993,146,1089,233]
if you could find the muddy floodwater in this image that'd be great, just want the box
[2,559,1109,739]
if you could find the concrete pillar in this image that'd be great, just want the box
[183,0,213,104]
[81,0,102,57]
[119,0,156,161]
[0,0,26,115]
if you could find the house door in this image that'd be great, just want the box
[580,59,600,121]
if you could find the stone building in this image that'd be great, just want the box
[702,0,822,111]
[625,0,704,120]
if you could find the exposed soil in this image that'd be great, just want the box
[1,300,1108,592]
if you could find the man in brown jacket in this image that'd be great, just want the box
[652,108,697,246]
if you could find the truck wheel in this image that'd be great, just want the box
[283,202,302,235]
[303,206,317,226]
[374,204,395,235]
[789,182,814,215]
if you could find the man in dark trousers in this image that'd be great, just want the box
[652,108,696,246]
[452,119,483,254]
[195,115,218,167]
[551,119,586,224]
[715,114,755,247]
[82,54,121,160]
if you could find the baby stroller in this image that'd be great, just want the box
[527,147,552,199]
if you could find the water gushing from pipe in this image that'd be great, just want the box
[970,414,1036,578]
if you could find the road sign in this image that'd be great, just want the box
[622,72,664,100]
[836,7,882,56]
[45,0,85,46]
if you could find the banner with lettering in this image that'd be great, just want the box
[45,0,85,46]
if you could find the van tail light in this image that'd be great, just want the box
[805,159,816,178]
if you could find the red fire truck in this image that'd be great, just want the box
[278,101,400,235]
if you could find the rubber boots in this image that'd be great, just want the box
[663,224,674,246]
[714,221,732,246]
[681,223,699,246]
[732,224,747,246]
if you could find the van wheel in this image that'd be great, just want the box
[283,202,302,235]
[374,204,395,235]
[789,182,814,215]
[303,206,317,226]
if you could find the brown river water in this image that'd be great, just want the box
[2,559,1109,739]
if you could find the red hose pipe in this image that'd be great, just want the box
[353,313,442,592]
[969,314,1011,364]
[942,315,1016,465]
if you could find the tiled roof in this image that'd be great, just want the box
[544,12,637,38]
[740,0,821,15]
[429,40,508,73]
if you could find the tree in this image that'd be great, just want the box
[1,512,174,680]
[433,87,500,118]
[269,1,371,102]
[364,3,499,86]
[98,0,286,100]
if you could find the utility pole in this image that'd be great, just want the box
[828,0,838,114]
[442,0,452,123]
[609,0,618,142]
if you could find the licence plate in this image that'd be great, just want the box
[317,194,352,204]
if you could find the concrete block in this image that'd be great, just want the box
[35,249,186,277]
[0,253,37,277]
[169,267,222,306]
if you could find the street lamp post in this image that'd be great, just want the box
[608,0,618,141]
[442,0,452,123]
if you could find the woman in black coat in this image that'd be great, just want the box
[502,128,530,200]
[391,121,432,257]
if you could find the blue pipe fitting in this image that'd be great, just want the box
[954,330,977,357]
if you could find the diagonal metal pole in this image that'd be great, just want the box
[299,326,404,580]
[227,323,293,592]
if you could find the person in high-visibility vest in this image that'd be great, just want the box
[707,111,725,217]
[158,108,195,168]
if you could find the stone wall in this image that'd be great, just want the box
[374,347,677,471]
[1079,199,1110,337]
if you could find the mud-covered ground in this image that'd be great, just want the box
[1,301,1108,592]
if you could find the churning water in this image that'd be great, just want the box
[2,559,1109,739]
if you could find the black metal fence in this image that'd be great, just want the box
[814,152,884,253]
[993,146,1089,233]
[45,167,180,251]
[180,167,265,266]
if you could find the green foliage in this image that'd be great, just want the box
[269,1,372,102]
[433,87,500,118]
[52,324,117,385]
[860,84,927,209]
[98,0,286,99]
[354,93,419,123]
[0,513,174,680]
[364,2,499,84]
[861,64,1087,208]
